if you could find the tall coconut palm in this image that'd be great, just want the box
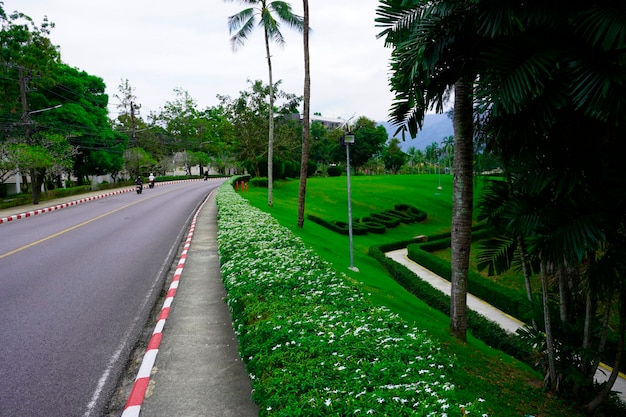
[296,0,310,228]
[377,0,480,341]
[226,0,304,207]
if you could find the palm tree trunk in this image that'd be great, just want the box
[450,76,473,341]
[297,0,310,228]
[264,26,274,207]
[541,259,558,391]
[586,284,626,413]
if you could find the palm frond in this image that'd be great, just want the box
[477,236,516,276]
[228,8,256,50]
[268,1,304,32]
[572,4,626,52]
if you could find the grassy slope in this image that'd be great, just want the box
[240,174,582,416]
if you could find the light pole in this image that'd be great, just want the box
[342,131,359,272]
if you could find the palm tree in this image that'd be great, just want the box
[297,0,310,228]
[442,135,454,174]
[380,0,626,407]
[378,0,481,341]
[226,0,304,207]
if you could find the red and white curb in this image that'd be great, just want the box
[0,178,223,225]
[0,188,133,224]
[120,194,209,417]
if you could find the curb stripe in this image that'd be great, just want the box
[120,190,213,417]
[0,188,132,224]
[0,178,222,225]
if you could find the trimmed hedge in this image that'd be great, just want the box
[307,214,369,235]
[310,204,428,236]
[327,165,343,177]
[369,242,533,365]
[407,231,532,322]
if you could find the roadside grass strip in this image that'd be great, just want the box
[216,184,489,416]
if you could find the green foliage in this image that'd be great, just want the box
[216,180,490,416]
[406,229,532,322]
[250,177,269,188]
[309,204,428,236]
[370,242,533,367]
[225,175,586,416]
[326,165,342,177]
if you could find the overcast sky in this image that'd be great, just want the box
[7,0,397,123]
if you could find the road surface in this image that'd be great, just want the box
[0,179,224,417]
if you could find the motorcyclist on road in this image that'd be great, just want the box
[135,176,143,194]
[148,173,155,188]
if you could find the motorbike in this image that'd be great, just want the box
[136,183,143,194]
[148,181,154,189]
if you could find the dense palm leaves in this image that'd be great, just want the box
[377,0,479,342]
[378,0,626,411]
[226,0,304,207]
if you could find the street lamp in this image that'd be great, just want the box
[342,132,359,272]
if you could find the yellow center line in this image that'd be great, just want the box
[0,196,150,260]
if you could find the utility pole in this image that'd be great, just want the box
[130,100,137,147]
[18,66,44,204]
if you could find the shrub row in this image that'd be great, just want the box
[407,230,532,322]
[215,178,489,416]
[369,242,533,365]
[307,204,427,236]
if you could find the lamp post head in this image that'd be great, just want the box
[342,132,355,146]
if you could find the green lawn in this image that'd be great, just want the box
[240,174,583,417]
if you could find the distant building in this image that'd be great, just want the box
[284,113,345,130]
[310,114,344,130]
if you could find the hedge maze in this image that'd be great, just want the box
[308,204,427,235]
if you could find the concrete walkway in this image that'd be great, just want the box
[120,191,258,417]
[386,248,626,403]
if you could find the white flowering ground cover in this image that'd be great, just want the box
[216,183,489,416]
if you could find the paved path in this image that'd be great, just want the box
[386,248,626,402]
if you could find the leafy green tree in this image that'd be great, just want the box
[382,138,406,173]
[124,147,156,179]
[38,64,118,185]
[309,120,340,166]
[0,8,61,202]
[219,79,301,177]
[157,88,201,153]
[470,2,626,406]
[226,0,304,207]
[332,116,387,173]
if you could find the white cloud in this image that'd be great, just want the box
[6,0,395,121]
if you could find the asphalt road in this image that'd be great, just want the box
[0,179,225,417]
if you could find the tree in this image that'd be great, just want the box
[40,64,118,186]
[226,0,304,207]
[377,0,480,342]
[380,0,626,408]
[331,116,386,173]
[424,142,439,174]
[297,0,310,228]
[0,8,61,202]
[218,79,302,177]
[382,138,406,173]
[405,146,423,173]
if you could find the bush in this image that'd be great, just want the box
[215,181,490,416]
[306,160,317,177]
[369,243,533,365]
[249,177,268,188]
[327,165,342,177]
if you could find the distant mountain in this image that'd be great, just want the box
[378,113,453,151]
